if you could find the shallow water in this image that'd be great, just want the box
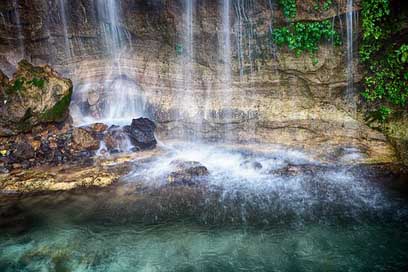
[1,144,408,271]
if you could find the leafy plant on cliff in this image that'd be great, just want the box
[360,0,408,121]
[272,20,341,60]
[273,0,340,64]
[277,0,297,19]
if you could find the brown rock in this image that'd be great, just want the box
[91,123,108,133]
[72,127,100,151]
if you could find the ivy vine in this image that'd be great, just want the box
[273,0,340,64]
[360,0,408,120]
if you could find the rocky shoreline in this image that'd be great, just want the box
[0,61,406,194]
[0,61,162,193]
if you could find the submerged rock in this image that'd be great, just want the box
[240,159,263,170]
[167,160,209,186]
[124,118,157,150]
[0,60,73,136]
[103,128,131,152]
[270,164,313,176]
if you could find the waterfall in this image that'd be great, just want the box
[180,0,200,140]
[12,0,24,58]
[221,0,232,88]
[71,0,143,126]
[233,0,258,80]
[267,0,277,58]
[219,0,233,139]
[58,0,72,60]
[346,0,358,103]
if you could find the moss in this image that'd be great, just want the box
[15,109,33,132]
[40,86,73,122]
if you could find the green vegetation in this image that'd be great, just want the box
[28,77,45,89]
[273,0,340,64]
[10,78,24,93]
[40,88,72,122]
[360,0,408,121]
[277,0,297,19]
[8,77,46,94]
[272,20,341,62]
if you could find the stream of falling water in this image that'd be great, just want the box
[346,0,358,107]
[220,0,233,139]
[12,0,24,59]
[58,0,72,60]
[180,0,201,140]
[71,0,143,126]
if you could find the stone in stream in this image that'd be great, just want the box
[167,160,209,186]
[124,118,157,150]
[240,159,263,170]
[103,128,131,152]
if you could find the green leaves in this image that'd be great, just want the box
[273,0,339,64]
[28,77,45,89]
[360,0,408,121]
[277,0,297,19]
[272,20,341,63]
[11,78,24,92]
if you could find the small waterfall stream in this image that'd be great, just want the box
[12,0,24,59]
[179,0,201,140]
[71,0,143,126]
[220,0,233,139]
[346,0,358,104]
[58,0,72,60]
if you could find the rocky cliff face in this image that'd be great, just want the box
[0,0,397,162]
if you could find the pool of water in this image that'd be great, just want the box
[1,144,408,271]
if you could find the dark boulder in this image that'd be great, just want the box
[124,118,157,150]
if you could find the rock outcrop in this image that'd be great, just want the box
[0,61,72,136]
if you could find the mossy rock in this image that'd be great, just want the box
[0,60,73,136]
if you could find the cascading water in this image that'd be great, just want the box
[219,0,233,139]
[346,0,358,105]
[58,0,72,60]
[71,0,143,126]
[12,0,24,59]
[179,0,200,140]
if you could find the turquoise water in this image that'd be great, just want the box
[1,145,408,271]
